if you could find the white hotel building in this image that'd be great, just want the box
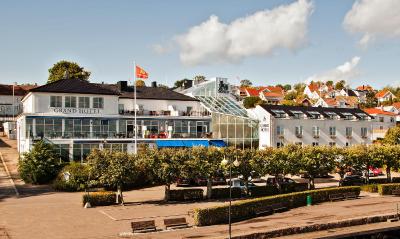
[17,78,221,162]
[250,104,375,148]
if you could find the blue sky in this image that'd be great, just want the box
[0,0,399,88]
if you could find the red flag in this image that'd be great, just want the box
[136,65,149,79]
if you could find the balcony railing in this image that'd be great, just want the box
[119,110,211,117]
[33,131,212,140]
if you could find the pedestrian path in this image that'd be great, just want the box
[0,137,20,198]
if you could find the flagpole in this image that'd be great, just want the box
[134,61,137,154]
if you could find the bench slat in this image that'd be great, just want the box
[164,218,188,229]
[131,220,156,232]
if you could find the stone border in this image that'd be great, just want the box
[0,151,19,197]
[231,213,399,239]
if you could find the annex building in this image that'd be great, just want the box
[250,104,378,149]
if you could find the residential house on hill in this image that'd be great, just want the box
[375,90,396,103]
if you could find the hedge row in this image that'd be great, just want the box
[82,191,116,206]
[360,184,378,193]
[378,183,400,195]
[368,177,400,184]
[168,189,203,201]
[193,186,361,226]
[211,187,242,199]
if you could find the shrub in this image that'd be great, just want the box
[82,191,116,206]
[378,183,400,195]
[19,140,63,184]
[211,187,242,199]
[193,186,360,226]
[53,163,90,192]
[248,186,279,197]
[361,184,378,193]
[168,189,204,201]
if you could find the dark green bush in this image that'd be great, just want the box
[168,189,203,201]
[361,184,378,193]
[378,183,400,195]
[53,162,90,192]
[193,186,360,226]
[211,187,242,199]
[19,140,63,184]
[248,186,279,197]
[82,191,116,206]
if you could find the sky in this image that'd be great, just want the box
[0,0,399,88]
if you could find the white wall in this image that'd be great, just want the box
[118,98,202,114]
[23,92,119,116]
[370,114,396,140]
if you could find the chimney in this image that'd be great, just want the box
[151,81,157,88]
[117,81,128,91]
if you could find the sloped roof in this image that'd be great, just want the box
[30,78,119,95]
[307,83,319,92]
[356,85,373,91]
[101,84,198,101]
[363,108,397,116]
[392,102,400,110]
[375,90,392,98]
[260,104,371,119]
[263,91,283,98]
[0,84,36,96]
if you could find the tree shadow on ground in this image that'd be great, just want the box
[0,139,11,148]
[0,184,54,202]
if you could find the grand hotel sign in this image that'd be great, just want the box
[51,107,101,114]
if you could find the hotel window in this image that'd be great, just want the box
[79,97,90,108]
[64,96,76,108]
[277,142,284,148]
[93,97,104,109]
[329,126,336,137]
[312,142,319,146]
[295,126,303,137]
[312,126,320,138]
[346,127,352,138]
[329,142,336,147]
[118,104,124,114]
[50,96,62,107]
[379,117,384,122]
[361,127,368,138]
[391,117,395,123]
[276,126,284,136]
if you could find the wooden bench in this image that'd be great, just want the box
[271,202,289,213]
[131,220,157,233]
[344,191,358,199]
[392,189,400,196]
[329,193,344,202]
[164,217,189,229]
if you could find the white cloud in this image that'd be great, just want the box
[175,0,313,66]
[305,57,361,83]
[343,0,400,47]
[152,43,173,55]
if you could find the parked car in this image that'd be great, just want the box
[368,167,383,177]
[229,179,256,192]
[339,175,365,186]
[266,177,297,186]
[176,178,191,187]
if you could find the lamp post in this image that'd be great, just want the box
[221,154,240,239]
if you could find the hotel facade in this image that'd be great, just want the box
[17,79,216,162]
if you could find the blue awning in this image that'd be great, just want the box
[155,139,226,148]
[209,140,226,147]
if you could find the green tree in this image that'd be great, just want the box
[194,75,206,83]
[326,80,334,87]
[284,91,297,101]
[293,83,306,93]
[191,147,223,199]
[300,146,335,189]
[151,148,187,201]
[174,79,188,88]
[243,96,262,109]
[87,150,138,204]
[260,147,289,190]
[334,80,346,90]
[19,140,63,184]
[240,79,253,87]
[235,148,257,195]
[370,145,400,182]
[345,145,374,183]
[383,126,400,145]
[283,84,292,91]
[48,60,90,83]
[135,79,146,87]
